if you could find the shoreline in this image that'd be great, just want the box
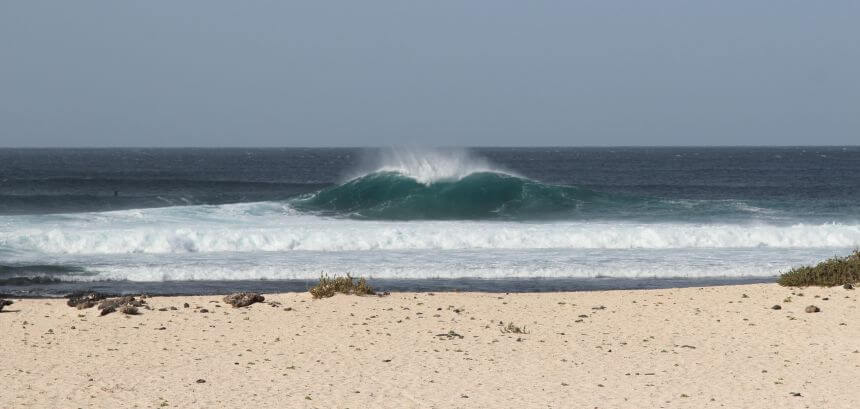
[0,275,776,299]
[2,282,858,408]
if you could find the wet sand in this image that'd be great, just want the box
[1,283,858,408]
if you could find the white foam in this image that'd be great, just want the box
[5,202,853,281]
[20,247,839,281]
[2,204,858,255]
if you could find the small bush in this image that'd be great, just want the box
[310,274,375,299]
[778,250,860,287]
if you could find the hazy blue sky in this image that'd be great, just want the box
[1,1,858,147]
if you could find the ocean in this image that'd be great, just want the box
[1,147,858,296]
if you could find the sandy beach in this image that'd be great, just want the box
[1,283,858,408]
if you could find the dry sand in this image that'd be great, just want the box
[1,283,858,408]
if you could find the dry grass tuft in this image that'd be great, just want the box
[778,250,860,287]
[310,274,375,299]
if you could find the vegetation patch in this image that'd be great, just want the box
[777,250,860,287]
[310,274,375,299]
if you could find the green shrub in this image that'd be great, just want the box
[778,250,860,287]
[310,274,375,298]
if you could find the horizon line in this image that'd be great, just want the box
[1,144,859,149]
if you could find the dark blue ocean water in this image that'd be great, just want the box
[1,147,858,296]
[2,147,859,220]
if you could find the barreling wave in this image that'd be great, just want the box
[291,170,648,220]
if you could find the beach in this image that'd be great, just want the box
[2,283,857,408]
[4,0,860,406]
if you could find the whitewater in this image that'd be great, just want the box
[1,147,859,294]
[3,203,860,254]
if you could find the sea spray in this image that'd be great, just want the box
[349,147,509,184]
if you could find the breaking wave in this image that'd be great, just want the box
[2,215,859,255]
[290,170,640,220]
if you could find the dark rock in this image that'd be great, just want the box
[169,306,178,311]
[199,308,209,313]
[120,305,139,315]
[94,296,146,316]
[223,292,265,308]
[66,292,108,309]
[196,379,206,384]
[0,299,12,312]
[771,305,782,310]
[805,305,820,313]
[98,296,145,312]
[844,283,854,290]
[183,303,190,308]
[97,298,118,310]
[435,330,464,340]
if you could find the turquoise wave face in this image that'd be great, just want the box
[290,171,654,220]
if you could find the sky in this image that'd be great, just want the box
[1,1,858,147]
